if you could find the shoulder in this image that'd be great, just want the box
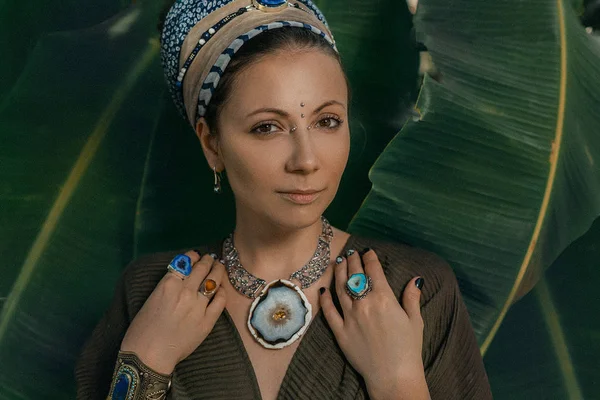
[348,234,458,302]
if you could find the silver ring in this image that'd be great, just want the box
[345,273,373,300]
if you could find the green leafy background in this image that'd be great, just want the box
[0,0,598,398]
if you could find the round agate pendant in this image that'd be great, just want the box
[247,279,312,349]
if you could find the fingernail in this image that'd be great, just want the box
[319,287,326,295]
[209,253,218,259]
[218,259,225,265]
[345,249,355,257]
[193,249,202,257]
[335,256,344,264]
[359,247,372,256]
[415,277,424,290]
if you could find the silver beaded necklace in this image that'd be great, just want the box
[222,216,333,349]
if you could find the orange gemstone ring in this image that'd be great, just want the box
[199,278,218,297]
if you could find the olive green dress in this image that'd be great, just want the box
[75,234,493,399]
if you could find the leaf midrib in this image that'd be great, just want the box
[480,0,568,355]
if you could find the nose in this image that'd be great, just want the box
[285,129,320,174]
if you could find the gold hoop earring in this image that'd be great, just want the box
[213,166,222,194]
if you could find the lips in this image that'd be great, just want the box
[280,189,322,195]
[278,189,324,205]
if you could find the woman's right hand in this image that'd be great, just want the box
[119,251,227,374]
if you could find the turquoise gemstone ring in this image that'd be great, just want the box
[167,254,193,280]
[345,273,373,300]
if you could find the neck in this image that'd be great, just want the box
[230,211,326,281]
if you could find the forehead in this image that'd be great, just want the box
[227,50,347,111]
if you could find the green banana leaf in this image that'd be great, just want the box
[0,4,165,398]
[484,216,600,399]
[0,0,129,105]
[350,0,600,355]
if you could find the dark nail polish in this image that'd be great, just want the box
[209,253,218,259]
[319,287,326,295]
[415,277,424,290]
[335,256,344,264]
[359,247,372,256]
[346,249,355,257]
[193,249,202,257]
[218,259,225,265]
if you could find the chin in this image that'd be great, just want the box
[270,190,336,230]
[239,189,334,231]
[267,206,326,231]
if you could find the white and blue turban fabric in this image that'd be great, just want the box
[160,0,337,128]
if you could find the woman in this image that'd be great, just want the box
[75,0,493,399]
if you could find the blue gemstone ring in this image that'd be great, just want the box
[167,254,193,280]
[345,273,373,300]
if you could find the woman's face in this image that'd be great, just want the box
[211,48,350,229]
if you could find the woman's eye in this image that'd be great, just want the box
[251,123,279,135]
[316,116,342,130]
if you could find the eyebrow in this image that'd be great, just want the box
[245,100,345,118]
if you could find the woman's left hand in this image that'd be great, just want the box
[319,249,429,400]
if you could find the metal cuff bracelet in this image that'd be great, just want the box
[106,351,172,400]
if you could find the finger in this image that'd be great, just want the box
[407,0,418,14]
[361,249,389,292]
[198,260,225,303]
[204,285,226,327]
[333,256,353,311]
[402,276,424,324]
[185,252,217,289]
[319,287,345,339]
[180,249,202,264]
[345,249,363,277]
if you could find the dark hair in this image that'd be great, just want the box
[158,4,350,134]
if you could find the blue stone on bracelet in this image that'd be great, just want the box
[110,366,138,400]
[112,370,134,400]
[256,0,287,6]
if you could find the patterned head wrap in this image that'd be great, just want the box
[160,0,337,128]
